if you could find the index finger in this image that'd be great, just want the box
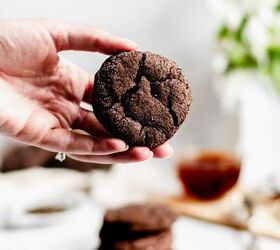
[46,20,138,55]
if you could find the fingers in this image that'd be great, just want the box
[68,142,173,164]
[73,109,109,137]
[73,108,174,159]
[68,147,154,164]
[46,20,137,54]
[39,128,128,155]
[152,142,173,159]
[83,80,94,104]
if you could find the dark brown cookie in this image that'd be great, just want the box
[102,204,176,233]
[99,224,159,244]
[99,229,172,250]
[92,51,192,148]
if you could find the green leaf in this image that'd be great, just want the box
[267,46,280,61]
[267,47,280,94]
[217,15,249,42]
[235,15,249,42]
[218,25,230,39]
[275,1,280,12]
[270,59,280,94]
[226,53,257,72]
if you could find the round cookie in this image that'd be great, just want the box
[100,224,156,243]
[92,51,192,148]
[99,229,172,250]
[102,204,176,233]
[112,229,172,250]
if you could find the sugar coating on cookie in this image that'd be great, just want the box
[92,51,192,148]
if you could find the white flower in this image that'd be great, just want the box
[243,16,268,63]
[213,52,229,74]
[206,0,262,28]
[206,0,279,27]
[209,0,280,96]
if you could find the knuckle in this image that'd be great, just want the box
[90,139,96,153]
[65,132,74,152]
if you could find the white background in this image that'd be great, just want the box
[0,0,279,249]
[0,0,229,150]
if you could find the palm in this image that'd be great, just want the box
[0,20,91,147]
[1,60,89,140]
[0,19,171,163]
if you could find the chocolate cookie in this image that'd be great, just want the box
[100,229,172,250]
[92,51,192,148]
[101,204,176,233]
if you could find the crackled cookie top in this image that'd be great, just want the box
[92,51,192,148]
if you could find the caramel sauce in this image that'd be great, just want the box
[177,151,241,200]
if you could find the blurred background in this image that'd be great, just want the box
[1,0,280,249]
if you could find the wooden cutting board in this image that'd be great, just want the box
[159,189,280,240]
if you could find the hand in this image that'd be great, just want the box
[0,19,173,164]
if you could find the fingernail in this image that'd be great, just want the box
[165,145,174,159]
[121,38,138,49]
[119,141,129,151]
[107,139,128,152]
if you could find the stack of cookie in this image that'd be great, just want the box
[98,204,177,250]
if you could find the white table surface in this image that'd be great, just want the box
[1,211,280,250]
[0,167,280,250]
